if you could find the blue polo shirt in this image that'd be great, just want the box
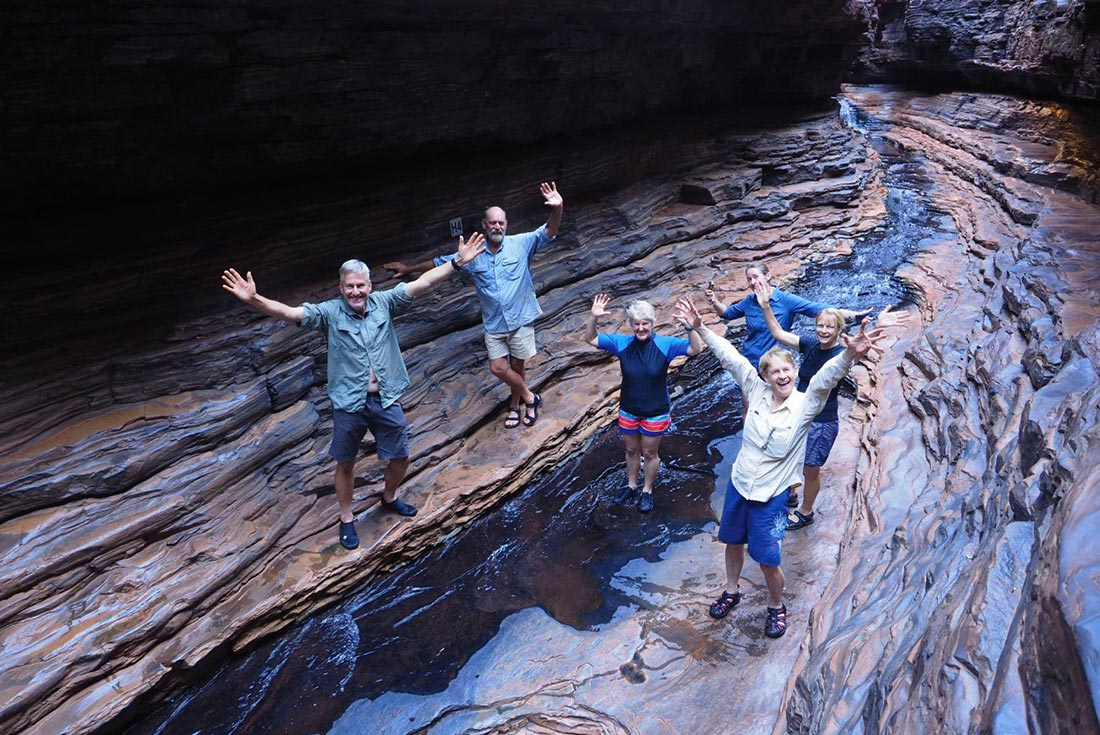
[299,283,412,410]
[435,225,553,334]
[722,288,826,369]
[797,334,845,423]
[597,333,691,417]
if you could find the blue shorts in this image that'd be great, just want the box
[330,395,410,462]
[717,479,789,567]
[804,420,839,468]
[618,409,671,437]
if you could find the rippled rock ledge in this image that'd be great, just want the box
[3,86,1100,735]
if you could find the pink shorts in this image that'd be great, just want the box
[618,409,671,437]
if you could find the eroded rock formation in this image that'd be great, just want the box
[1,107,884,735]
[855,0,1100,102]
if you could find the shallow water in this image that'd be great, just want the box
[108,97,952,735]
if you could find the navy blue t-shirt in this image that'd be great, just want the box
[598,333,691,417]
[797,334,845,423]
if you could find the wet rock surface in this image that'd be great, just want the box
[4,85,1100,735]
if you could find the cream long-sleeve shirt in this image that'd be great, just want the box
[702,328,855,501]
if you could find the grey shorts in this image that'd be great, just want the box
[330,395,410,462]
[484,324,537,361]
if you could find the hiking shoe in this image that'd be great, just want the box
[615,485,638,504]
[765,604,788,638]
[787,491,799,508]
[787,509,815,530]
[381,498,418,517]
[708,590,741,619]
[637,492,654,513]
[339,520,359,550]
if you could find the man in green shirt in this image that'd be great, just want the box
[221,233,485,550]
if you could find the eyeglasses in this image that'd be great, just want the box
[761,426,777,453]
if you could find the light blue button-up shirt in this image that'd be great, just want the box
[436,225,553,334]
[299,283,412,410]
[722,288,826,368]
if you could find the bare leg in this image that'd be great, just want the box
[623,432,641,489]
[489,356,534,408]
[334,460,356,523]
[725,543,746,593]
[510,356,526,406]
[760,564,785,608]
[801,465,821,514]
[381,457,410,503]
[640,434,662,494]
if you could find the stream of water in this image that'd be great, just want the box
[108,94,952,735]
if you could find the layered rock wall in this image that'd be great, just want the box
[854,0,1100,102]
[0,107,884,735]
[786,87,1100,734]
[0,0,868,214]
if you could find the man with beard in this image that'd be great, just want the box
[385,182,564,429]
[221,232,486,551]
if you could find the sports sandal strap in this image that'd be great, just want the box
[708,590,741,619]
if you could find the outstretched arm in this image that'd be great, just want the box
[672,301,706,355]
[704,288,729,317]
[838,306,873,320]
[406,233,487,298]
[221,268,304,323]
[585,293,611,347]
[674,297,756,385]
[541,181,564,238]
[382,258,438,280]
[754,280,799,348]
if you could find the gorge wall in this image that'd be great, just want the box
[1,0,867,216]
[855,0,1100,103]
[4,3,1100,735]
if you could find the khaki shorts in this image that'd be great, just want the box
[484,325,537,361]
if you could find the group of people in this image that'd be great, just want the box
[222,182,905,640]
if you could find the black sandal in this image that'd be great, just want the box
[708,590,741,619]
[504,406,522,429]
[522,393,542,427]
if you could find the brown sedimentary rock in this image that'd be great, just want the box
[785,87,1100,735]
[0,110,883,735]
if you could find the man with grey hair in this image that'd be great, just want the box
[385,182,563,429]
[221,232,486,550]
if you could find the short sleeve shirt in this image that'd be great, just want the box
[597,333,691,417]
[797,335,845,423]
[722,288,826,369]
[435,225,553,334]
[299,283,413,410]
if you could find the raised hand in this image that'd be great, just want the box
[540,181,563,208]
[876,305,911,329]
[842,316,889,359]
[456,232,487,266]
[221,268,257,303]
[751,279,770,307]
[383,261,413,279]
[591,293,612,317]
[674,297,704,331]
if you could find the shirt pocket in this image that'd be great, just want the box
[761,419,795,459]
[496,254,526,279]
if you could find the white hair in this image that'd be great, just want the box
[339,259,370,282]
